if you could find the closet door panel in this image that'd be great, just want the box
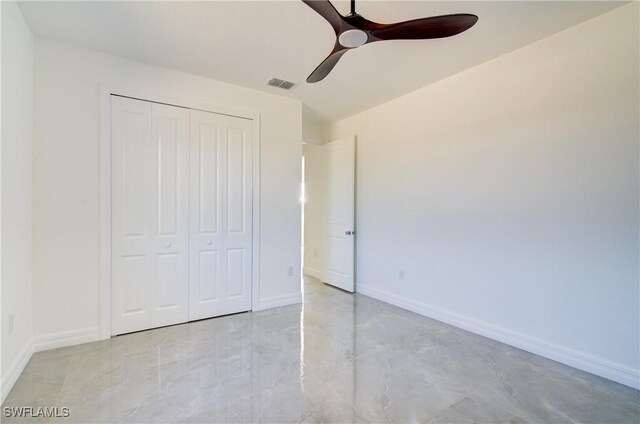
[111,96,153,335]
[190,110,253,320]
[223,117,252,306]
[198,122,221,234]
[189,110,225,320]
[150,103,190,327]
[226,248,245,298]
[119,255,151,319]
[198,250,220,302]
[226,126,246,234]
[111,97,189,335]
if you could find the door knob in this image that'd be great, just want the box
[345,230,354,235]
[207,240,213,245]
[166,243,172,248]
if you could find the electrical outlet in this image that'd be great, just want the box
[399,269,405,280]
[8,314,14,334]
[287,266,295,277]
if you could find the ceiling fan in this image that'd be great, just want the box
[302,0,478,83]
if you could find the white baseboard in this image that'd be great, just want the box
[357,285,640,390]
[33,327,101,352]
[255,292,302,311]
[303,267,322,280]
[1,340,33,403]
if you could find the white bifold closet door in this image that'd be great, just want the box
[189,110,253,321]
[111,96,253,336]
[111,96,190,335]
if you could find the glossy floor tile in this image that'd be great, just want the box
[2,276,639,423]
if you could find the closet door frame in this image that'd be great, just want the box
[99,85,261,340]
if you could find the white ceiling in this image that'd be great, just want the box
[19,1,625,122]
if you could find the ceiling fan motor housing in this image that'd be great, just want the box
[339,29,368,48]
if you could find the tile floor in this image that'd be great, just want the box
[2,276,639,423]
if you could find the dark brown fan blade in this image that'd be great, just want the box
[307,45,349,83]
[369,14,478,40]
[302,0,344,34]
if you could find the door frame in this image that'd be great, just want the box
[99,84,261,340]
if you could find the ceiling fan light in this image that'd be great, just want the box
[339,29,368,48]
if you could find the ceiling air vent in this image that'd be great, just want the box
[267,78,296,90]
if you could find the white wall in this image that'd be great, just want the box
[32,39,302,341]
[302,143,326,279]
[329,4,639,388]
[1,0,34,400]
[302,104,328,144]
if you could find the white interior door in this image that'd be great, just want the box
[189,109,253,320]
[325,136,356,292]
[111,96,190,335]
